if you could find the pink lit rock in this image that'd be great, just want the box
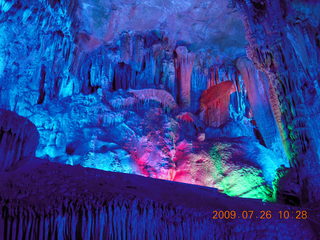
[128,109,178,180]
[176,112,195,123]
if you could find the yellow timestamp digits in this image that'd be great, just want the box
[212,210,272,220]
[212,210,308,220]
[278,210,308,219]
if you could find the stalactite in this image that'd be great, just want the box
[0,199,219,240]
[236,57,285,155]
[0,0,77,111]
[174,46,195,108]
[112,62,134,91]
[190,69,208,113]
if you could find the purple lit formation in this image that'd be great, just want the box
[0,0,319,239]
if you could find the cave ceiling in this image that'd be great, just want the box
[79,0,247,57]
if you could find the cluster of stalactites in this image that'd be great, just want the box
[0,0,78,111]
[74,31,247,114]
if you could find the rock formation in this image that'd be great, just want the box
[234,0,320,204]
[0,109,39,171]
[200,81,236,127]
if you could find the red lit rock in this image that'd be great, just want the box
[200,81,236,127]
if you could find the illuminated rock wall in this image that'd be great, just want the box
[234,0,320,204]
[0,0,292,201]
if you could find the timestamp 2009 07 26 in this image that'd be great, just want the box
[212,210,308,220]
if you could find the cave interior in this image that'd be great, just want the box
[0,0,320,239]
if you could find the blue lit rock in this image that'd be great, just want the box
[0,109,39,171]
